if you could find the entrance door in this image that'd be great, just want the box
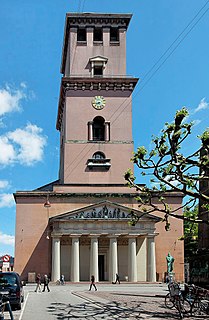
[98,255,105,281]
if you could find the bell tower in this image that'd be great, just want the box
[56,13,138,185]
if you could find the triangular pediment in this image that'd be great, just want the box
[50,200,160,222]
[89,55,108,63]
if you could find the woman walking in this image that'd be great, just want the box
[89,275,97,291]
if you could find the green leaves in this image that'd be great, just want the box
[135,146,147,160]
[199,128,209,147]
[125,107,209,231]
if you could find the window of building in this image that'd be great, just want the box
[93,28,103,42]
[93,116,105,141]
[87,151,111,169]
[77,28,87,42]
[94,65,103,76]
[89,56,108,77]
[92,152,105,159]
[110,27,119,42]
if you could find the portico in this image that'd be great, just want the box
[50,201,160,282]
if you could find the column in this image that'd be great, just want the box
[51,236,60,282]
[128,237,137,282]
[147,236,156,282]
[90,236,99,282]
[70,236,80,282]
[109,236,118,282]
[88,121,93,141]
[104,121,110,141]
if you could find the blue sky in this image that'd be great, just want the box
[0,0,208,256]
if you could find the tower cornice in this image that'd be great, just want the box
[56,76,138,131]
[65,13,132,27]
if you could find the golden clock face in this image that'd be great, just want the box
[92,96,106,110]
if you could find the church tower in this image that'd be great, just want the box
[14,12,184,284]
[57,13,138,186]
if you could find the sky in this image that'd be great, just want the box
[0,0,209,257]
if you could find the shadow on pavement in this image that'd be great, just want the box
[46,300,181,319]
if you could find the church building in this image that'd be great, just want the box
[14,12,184,283]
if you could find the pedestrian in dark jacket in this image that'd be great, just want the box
[42,274,50,292]
[34,273,42,292]
[115,273,120,284]
[89,275,97,291]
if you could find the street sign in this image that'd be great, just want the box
[3,262,10,268]
[3,255,10,262]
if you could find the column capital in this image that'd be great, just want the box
[127,234,138,238]
[147,234,158,239]
[108,234,120,239]
[70,234,81,238]
[51,233,62,238]
[89,234,99,238]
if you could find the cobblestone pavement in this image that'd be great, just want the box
[3,284,209,319]
[73,291,209,319]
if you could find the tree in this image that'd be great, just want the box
[124,107,209,230]
[183,205,198,258]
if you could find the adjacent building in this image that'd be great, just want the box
[14,12,184,283]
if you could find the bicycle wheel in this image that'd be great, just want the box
[180,297,191,315]
[191,300,204,316]
[165,293,175,309]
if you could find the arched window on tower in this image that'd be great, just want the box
[88,118,110,142]
[87,151,111,169]
[92,151,105,160]
[93,116,105,141]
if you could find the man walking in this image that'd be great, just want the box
[34,273,41,292]
[42,274,50,292]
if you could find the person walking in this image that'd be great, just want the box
[42,274,50,292]
[89,275,97,291]
[60,274,65,285]
[115,273,120,284]
[34,273,42,292]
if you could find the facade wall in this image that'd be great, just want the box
[15,193,184,282]
[66,28,126,77]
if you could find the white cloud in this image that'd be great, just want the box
[0,136,16,165]
[0,193,15,208]
[193,119,201,126]
[0,231,15,246]
[0,123,47,166]
[0,84,26,116]
[0,180,10,189]
[194,98,209,113]
[7,123,47,165]
[20,82,27,89]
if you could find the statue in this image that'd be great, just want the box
[166,252,175,273]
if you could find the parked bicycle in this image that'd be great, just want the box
[0,293,14,320]
[184,284,209,316]
[165,282,191,319]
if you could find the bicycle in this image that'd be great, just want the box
[0,293,14,320]
[165,282,191,319]
[186,284,209,316]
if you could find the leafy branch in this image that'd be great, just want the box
[124,107,209,230]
